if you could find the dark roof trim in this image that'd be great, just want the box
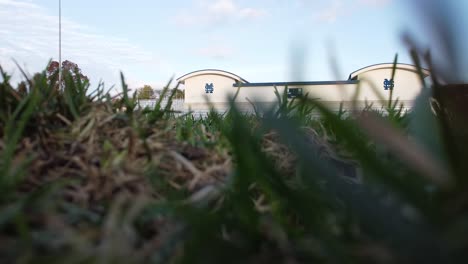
[176,69,249,83]
[347,63,430,80]
[233,80,358,87]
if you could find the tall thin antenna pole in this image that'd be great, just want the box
[58,0,62,88]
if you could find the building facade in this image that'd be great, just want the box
[177,63,430,113]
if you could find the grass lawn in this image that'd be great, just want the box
[1,58,468,263]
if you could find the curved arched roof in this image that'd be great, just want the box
[177,69,249,84]
[348,63,430,80]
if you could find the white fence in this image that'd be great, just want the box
[136,99,406,119]
[137,99,185,112]
[137,99,257,118]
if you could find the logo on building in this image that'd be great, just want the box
[383,79,394,90]
[205,83,214,93]
[287,88,303,98]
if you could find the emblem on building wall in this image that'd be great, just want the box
[287,88,303,98]
[205,83,214,93]
[383,79,394,90]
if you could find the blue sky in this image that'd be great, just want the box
[0,0,467,92]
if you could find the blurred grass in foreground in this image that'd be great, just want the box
[1,53,468,264]
[1,0,468,261]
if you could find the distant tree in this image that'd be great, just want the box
[47,60,89,88]
[153,88,184,99]
[137,85,155,100]
[173,88,185,99]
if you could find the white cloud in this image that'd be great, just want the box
[197,45,234,59]
[359,0,392,7]
[0,0,38,9]
[0,0,168,88]
[239,8,268,19]
[314,1,344,23]
[172,0,268,28]
[313,0,391,23]
[209,0,237,14]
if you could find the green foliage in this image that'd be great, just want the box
[137,84,155,100]
[0,58,466,263]
[47,60,89,90]
[173,88,185,99]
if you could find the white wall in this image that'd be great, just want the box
[182,66,426,112]
[184,74,238,104]
[355,68,425,102]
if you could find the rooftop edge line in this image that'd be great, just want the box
[233,80,359,87]
[177,69,249,84]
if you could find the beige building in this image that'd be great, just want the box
[177,63,430,112]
